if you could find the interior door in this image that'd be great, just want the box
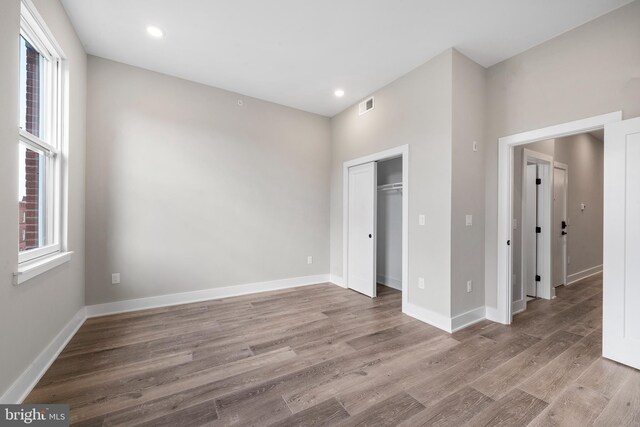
[553,166,568,287]
[523,164,538,298]
[347,162,377,298]
[603,117,640,369]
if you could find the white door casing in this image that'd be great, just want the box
[523,164,538,299]
[553,164,568,287]
[497,112,621,324]
[347,162,377,298]
[603,117,640,370]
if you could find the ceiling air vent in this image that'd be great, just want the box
[358,96,375,116]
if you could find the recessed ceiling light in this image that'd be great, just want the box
[334,89,345,98]
[146,26,164,38]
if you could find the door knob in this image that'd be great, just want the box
[369,234,372,238]
[562,231,567,236]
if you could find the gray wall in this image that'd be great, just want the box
[85,57,331,304]
[331,49,453,317]
[450,50,486,317]
[484,0,640,310]
[0,0,86,397]
[376,157,402,287]
[555,133,604,278]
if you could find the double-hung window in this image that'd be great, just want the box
[17,1,67,273]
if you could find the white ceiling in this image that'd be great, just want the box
[61,0,632,117]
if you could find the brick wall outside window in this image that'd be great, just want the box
[21,42,41,251]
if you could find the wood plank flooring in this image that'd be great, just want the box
[25,273,640,426]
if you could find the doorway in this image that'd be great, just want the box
[343,145,409,310]
[495,111,621,325]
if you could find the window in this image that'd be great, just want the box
[18,1,64,265]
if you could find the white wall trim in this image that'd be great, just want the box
[86,274,331,317]
[521,149,553,301]
[343,144,409,311]
[376,275,402,291]
[485,306,501,323]
[567,265,603,285]
[403,302,452,333]
[0,307,86,404]
[329,274,346,288]
[14,251,73,285]
[497,111,622,325]
[512,299,526,315]
[451,307,486,332]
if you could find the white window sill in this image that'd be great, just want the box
[13,251,73,285]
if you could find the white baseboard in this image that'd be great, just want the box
[567,265,603,285]
[329,274,346,288]
[376,275,402,291]
[512,299,526,315]
[0,307,87,404]
[86,274,331,317]
[485,306,503,324]
[403,302,452,333]
[451,306,486,332]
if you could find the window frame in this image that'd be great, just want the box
[18,0,65,266]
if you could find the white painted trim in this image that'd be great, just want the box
[343,144,409,312]
[330,274,346,288]
[567,265,603,285]
[553,162,569,288]
[85,274,331,317]
[403,302,452,333]
[451,307,486,332]
[376,275,402,291]
[485,306,501,323]
[403,303,487,333]
[512,299,526,315]
[0,307,86,404]
[497,111,622,325]
[520,149,553,302]
[13,251,73,285]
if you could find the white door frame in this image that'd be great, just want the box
[343,144,409,310]
[496,111,621,324]
[553,161,569,288]
[517,149,553,314]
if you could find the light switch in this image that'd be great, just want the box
[307,256,313,264]
[419,214,426,226]
[466,215,473,226]
[111,273,121,285]
[473,141,478,152]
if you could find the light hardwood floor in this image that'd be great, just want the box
[25,273,640,426]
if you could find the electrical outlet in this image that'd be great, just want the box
[467,280,473,293]
[466,215,473,226]
[111,273,121,285]
[567,256,571,265]
[418,277,425,289]
[307,256,313,264]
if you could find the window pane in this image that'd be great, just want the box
[19,143,47,252]
[19,35,45,139]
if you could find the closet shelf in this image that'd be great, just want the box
[377,182,403,192]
